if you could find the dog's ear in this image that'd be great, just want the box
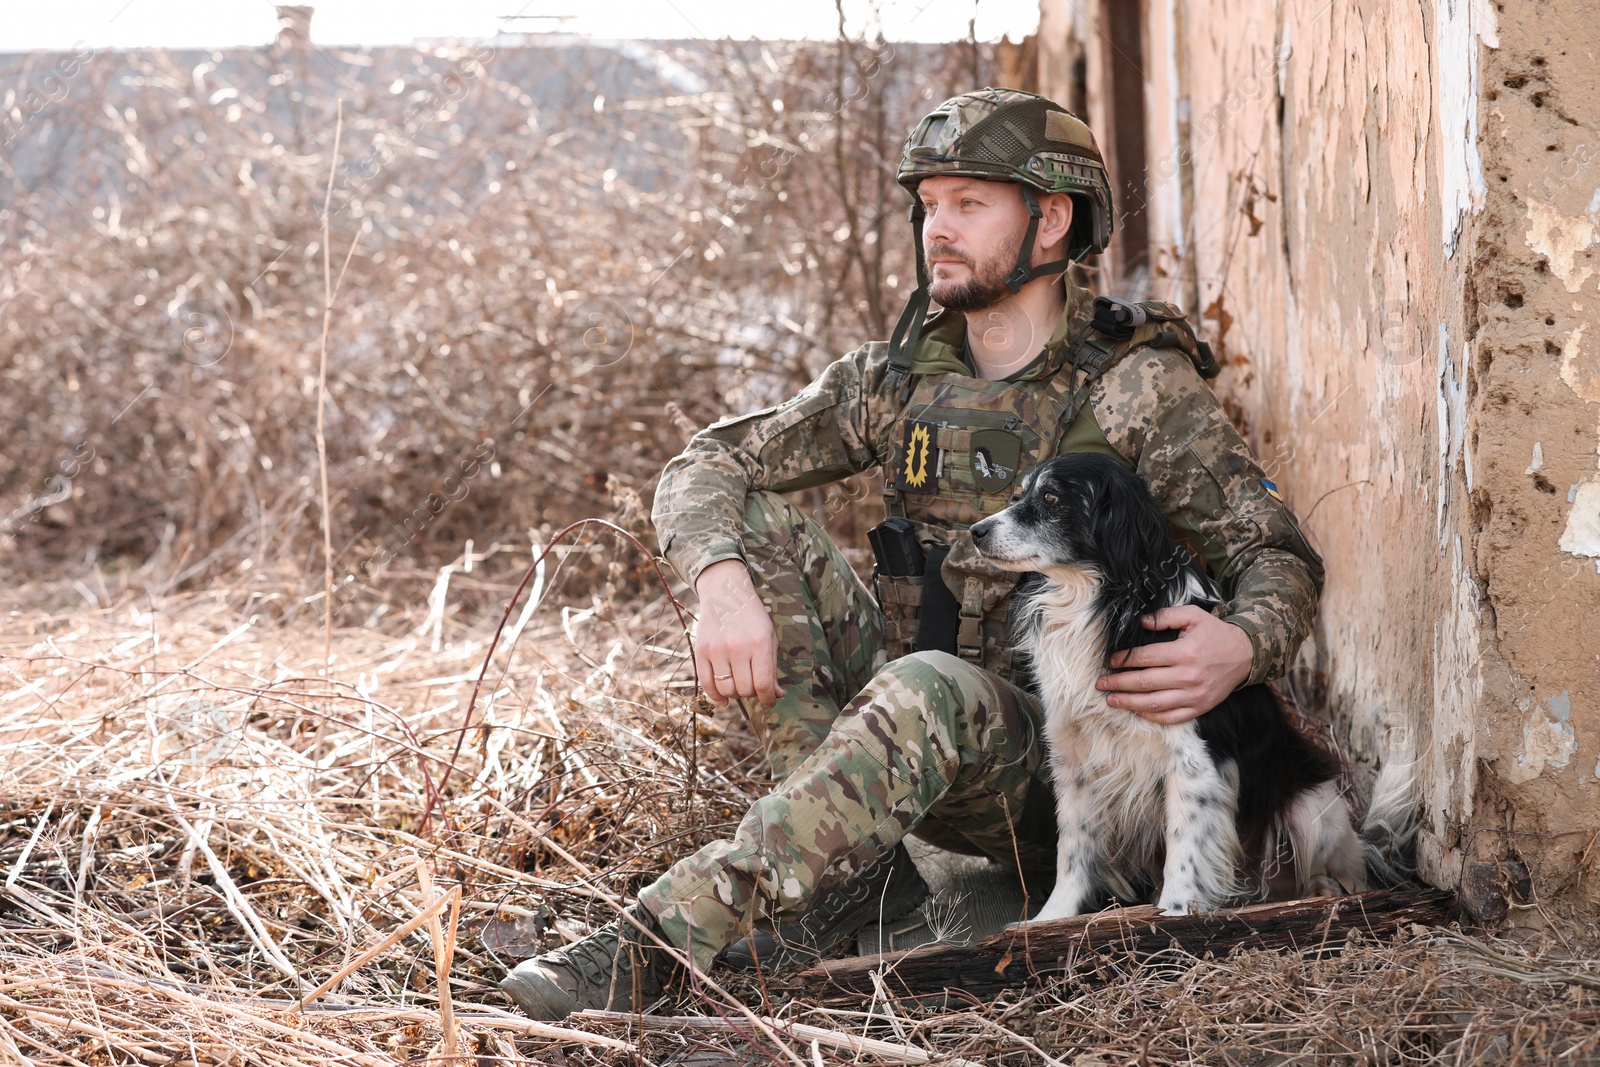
[1090,467,1169,587]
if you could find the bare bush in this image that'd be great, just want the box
[1,34,993,616]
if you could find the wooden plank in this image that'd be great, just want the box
[800,886,1454,1000]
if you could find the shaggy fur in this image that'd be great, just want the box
[970,453,1411,919]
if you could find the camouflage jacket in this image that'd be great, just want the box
[652,281,1324,687]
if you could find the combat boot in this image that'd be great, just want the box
[721,842,928,971]
[500,904,679,1021]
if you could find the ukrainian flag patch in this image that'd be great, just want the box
[1261,478,1283,501]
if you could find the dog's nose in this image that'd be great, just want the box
[970,519,991,543]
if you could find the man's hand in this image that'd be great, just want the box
[1095,607,1253,725]
[693,558,784,708]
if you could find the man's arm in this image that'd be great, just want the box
[652,345,888,706]
[1088,345,1326,721]
[652,346,885,589]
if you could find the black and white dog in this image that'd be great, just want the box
[971,453,1410,919]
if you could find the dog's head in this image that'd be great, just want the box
[970,453,1172,584]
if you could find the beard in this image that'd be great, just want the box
[925,229,1025,312]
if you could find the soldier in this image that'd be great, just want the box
[501,88,1323,1021]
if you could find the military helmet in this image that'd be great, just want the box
[897,87,1114,261]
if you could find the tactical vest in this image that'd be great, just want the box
[873,298,1218,681]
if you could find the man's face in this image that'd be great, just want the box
[917,176,1031,313]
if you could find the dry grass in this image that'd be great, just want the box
[1,567,1597,1067]
[0,555,753,1065]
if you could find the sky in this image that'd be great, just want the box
[2,0,1042,51]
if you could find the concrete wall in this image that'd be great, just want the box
[1039,0,1600,921]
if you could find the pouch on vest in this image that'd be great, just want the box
[874,573,923,662]
[867,518,924,578]
[869,518,927,662]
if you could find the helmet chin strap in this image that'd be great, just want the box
[1003,186,1072,294]
[886,200,932,397]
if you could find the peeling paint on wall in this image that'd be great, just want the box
[1437,0,1497,256]
[1559,322,1600,554]
[1560,323,1598,404]
[1507,693,1579,783]
[1437,326,1468,546]
[1432,523,1484,833]
[1526,203,1598,293]
[1560,479,1600,556]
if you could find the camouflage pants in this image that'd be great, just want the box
[638,491,1058,970]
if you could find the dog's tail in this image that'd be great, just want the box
[1360,757,1420,886]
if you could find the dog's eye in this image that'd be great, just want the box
[1042,492,1060,505]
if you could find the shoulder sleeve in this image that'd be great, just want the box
[650,344,891,587]
[1090,345,1326,685]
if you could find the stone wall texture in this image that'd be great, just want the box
[1039,0,1600,921]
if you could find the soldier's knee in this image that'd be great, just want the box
[872,651,968,712]
[883,652,979,694]
[846,652,983,766]
[873,650,1008,721]
[884,650,966,684]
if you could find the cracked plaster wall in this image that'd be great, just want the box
[1039,0,1600,918]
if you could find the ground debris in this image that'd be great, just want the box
[0,585,1596,1066]
[804,886,1455,998]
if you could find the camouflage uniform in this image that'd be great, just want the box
[640,279,1325,969]
[639,489,1058,969]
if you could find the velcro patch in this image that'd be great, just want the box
[895,420,938,493]
[970,429,1021,494]
[1044,109,1091,147]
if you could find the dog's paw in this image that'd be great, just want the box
[1305,875,1348,898]
[1028,884,1088,924]
[1156,898,1202,917]
[1027,903,1080,924]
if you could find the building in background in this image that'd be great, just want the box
[1037,0,1599,923]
